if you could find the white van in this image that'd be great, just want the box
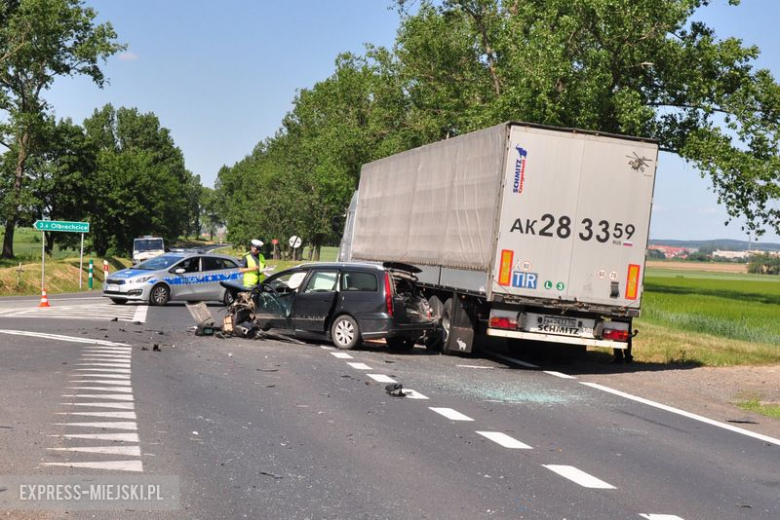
[132,236,165,265]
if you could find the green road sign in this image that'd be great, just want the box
[34,220,90,233]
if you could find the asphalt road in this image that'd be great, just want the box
[1,293,778,519]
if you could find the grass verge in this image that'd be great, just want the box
[0,256,131,296]
[738,399,780,420]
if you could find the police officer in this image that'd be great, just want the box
[239,239,266,288]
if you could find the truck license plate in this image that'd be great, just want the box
[540,316,579,334]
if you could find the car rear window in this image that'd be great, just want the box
[341,271,378,292]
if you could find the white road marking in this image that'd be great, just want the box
[41,461,143,472]
[76,363,132,368]
[580,382,780,447]
[62,394,135,401]
[68,386,133,393]
[320,345,335,350]
[429,407,474,422]
[71,374,131,380]
[81,356,132,361]
[401,389,428,400]
[543,465,616,489]
[56,433,140,442]
[488,352,540,369]
[544,371,577,379]
[476,431,533,449]
[75,368,131,374]
[347,362,372,370]
[639,515,685,520]
[55,422,138,430]
[367,374,397,383]
[0,329,128,346]
[47,446,141,456]
[55,412,137,419]
[457,364,494,369]
[132,304,148,323]
[82,347,133,352]
[68,402,135,410]
[330,352,353,359]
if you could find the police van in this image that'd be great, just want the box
[132,236,165,265]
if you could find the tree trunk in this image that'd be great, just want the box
[1,132,31,259]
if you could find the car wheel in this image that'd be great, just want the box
[387,337,417,351]
[110,298,127,305]
[440,298,453,354]
[331,315,361,350]
[223,289,235,307]
[150,284,170,306]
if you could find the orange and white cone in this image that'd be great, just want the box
[39,288,50,308]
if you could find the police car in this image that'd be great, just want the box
[104,252,242,306]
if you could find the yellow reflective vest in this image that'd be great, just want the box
[243,252,266,287]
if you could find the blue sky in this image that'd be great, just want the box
[46,0,780,244]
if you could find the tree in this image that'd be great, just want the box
[84,105,196,255]
[394,0,780,236]
[0,0,124,258]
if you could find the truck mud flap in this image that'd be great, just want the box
[444,297,475,355]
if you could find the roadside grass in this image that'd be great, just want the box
[0,227,87,268]
[0,255,131,296]
[632,268,780,366]
[737,399,780,419]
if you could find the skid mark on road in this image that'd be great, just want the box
[43,344,144,473]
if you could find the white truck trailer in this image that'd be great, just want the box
[339,122,658,356]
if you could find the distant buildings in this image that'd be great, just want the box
[647,245,693,259]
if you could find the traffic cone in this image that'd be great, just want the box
[39,288,50,308]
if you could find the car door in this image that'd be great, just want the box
[200,256,238,300]
[255,269,309,329]
[167,256,201,301]
[290,269,339,332]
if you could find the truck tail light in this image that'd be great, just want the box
[603,328,630,342]
[384,272,394,318]
[489,316,517,330]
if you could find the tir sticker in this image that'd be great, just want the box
[625,264,641,300]
[511,271,538,289]
[498,250,514,286]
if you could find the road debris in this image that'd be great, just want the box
[385,383,405,397]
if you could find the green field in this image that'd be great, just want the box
[0,227,89,268]
[634,268,780,365]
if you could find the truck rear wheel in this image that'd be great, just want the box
[423,296,444,351]
[440,298,453,354]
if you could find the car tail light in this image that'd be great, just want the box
[489,316,517,330]
[603,328,630,342]
[384,272,394,317]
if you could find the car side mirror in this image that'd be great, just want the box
[174,268,186,274]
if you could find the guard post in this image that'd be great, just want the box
[88,259,94,290]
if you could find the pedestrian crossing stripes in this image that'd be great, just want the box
[43,348,144,473]
[0,300,146,323]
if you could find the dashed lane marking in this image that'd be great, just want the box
[132,304,148,323]
[429,407,474,422]
[331,352,353,359]
[476,431,533,449]
[457,365,494,369]
[580,382,780,447]
[544,371,577,379]
[41,461,143,472]
[346,362,372,370]
[543,465,616,489]
[639,515,685,520]
[401,389,428,400]
[367,374,397,383]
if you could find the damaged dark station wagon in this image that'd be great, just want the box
[222,262,436,350]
